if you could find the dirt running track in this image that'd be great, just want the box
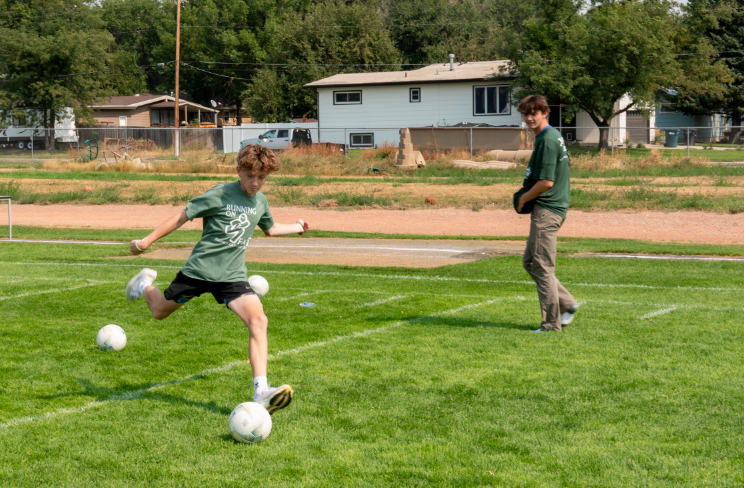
[4,204,744,244]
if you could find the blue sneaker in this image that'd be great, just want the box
[533,328,544,333]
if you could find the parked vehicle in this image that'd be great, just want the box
[240,128,312,151]
[0,108,78,150]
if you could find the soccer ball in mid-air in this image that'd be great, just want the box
[96,324,127,351]
[248,275,269,298]
[228,402,272,443]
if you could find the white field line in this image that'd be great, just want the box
[0,276,108,282]
[0,299,499,430]
[0,283,109,301]
[356,295,406,308]
[639,306,680,320]
[2,262,740,292]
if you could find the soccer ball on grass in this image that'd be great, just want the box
[96,324,127,351]
[248,275,269,298]
[228,402,272,443]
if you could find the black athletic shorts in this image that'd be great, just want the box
[163,271,256,307]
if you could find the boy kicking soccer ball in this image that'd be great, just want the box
[125,145,308,414]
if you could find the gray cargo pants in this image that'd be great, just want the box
[523,204,577,331]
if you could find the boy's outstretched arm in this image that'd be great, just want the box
[263,219,309,237]
[130,210,190,255]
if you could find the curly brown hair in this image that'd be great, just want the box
[236,144,282,174]
[517,95,550,115]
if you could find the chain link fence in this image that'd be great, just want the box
[1,125,742,165]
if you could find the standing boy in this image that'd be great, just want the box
[515,95,579,332]
[125,145,308,413]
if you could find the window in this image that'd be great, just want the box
[350,133,374,147]
[119,116,127,127]
[12,115,26,127]
[150,109,174,127]
[260,130,276,139]
[473,86,510,115]
[277,129,289,138]
[223,111,231,123]
[660,103,678,113]
[410,88,421,103]
[334,91,362,105]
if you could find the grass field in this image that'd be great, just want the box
[1,240,743,486]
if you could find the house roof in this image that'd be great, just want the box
[303,60,513,89]
[91,94,168,108]
[90,94,216,112]
[150,101,217,112]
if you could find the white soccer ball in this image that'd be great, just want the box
[96,324,127,351]
[228,402,272,443]
[248,275,269,298]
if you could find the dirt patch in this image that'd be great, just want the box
[7,204,744,244]
[142,237,526,268]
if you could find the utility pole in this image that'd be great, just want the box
[174,0,181,156]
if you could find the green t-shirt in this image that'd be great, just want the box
[523,126,571,219]
[181,181,274,282]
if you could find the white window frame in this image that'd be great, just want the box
[410,88,421,103]
[334,90,362,105]
[473,85,510,116]
[350,132,374,148]
[660,103,678,113]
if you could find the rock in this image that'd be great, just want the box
[317,199,339,208]
[425,196,436,205]
[84,186,93,192]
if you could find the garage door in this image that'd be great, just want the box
[626,111,649,143]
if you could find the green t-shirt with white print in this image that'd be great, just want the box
[523,127,571,219]
[181,181,274,282]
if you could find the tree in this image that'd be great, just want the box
[101,0,172,92]
[505,0,731,149]
[242,0,400,122]
[380,0,537,66]
[0,0,146,148]
[680,0,743,142]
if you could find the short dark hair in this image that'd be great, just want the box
[236,144,281,174]
[517,95,550,115]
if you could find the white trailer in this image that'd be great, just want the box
[0,108,78,150]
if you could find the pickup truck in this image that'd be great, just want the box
[240,128,312,151]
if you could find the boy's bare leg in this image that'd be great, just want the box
[228,293,292,414]
[228,294,268,377]
[143,286,183,320]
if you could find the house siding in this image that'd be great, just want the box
[316,82,522,146]
[655,108,695,128]
[93,107,151,127]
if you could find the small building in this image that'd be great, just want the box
[90,94,218,128]
[304,60,522,148]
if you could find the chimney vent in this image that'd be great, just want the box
[449,54,454,71]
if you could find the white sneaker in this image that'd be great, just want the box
[126,268,157,302]
[561,304,579,326]
[254,384,293,415]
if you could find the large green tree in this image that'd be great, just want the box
[0,0,145,147]
[242,0,400,122]
[680,0,743,142]
[505,0,731,149]
[375,0,537,66]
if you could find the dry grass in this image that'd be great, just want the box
[570,149,711,172]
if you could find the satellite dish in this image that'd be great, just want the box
[210,100,217,108]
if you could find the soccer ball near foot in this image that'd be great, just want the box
[96,324,127,351]
[248,275,269,298]
[228,402,272,443]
